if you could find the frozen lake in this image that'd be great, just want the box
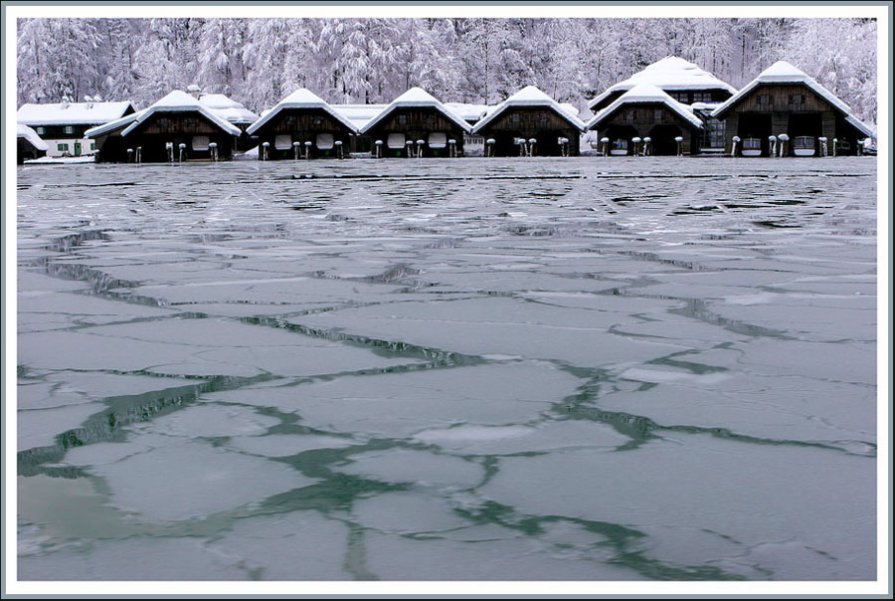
[16,157,877,581]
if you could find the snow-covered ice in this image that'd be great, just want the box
[16,157,877,581]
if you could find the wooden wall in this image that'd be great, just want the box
[591,102,700,155]
[477,107,581,156]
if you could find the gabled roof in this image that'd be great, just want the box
[588,56,736,110]
[198,93,259,125]
[17,101,135,127]
[246,88,358,135]
[586,83,704,130]
[711,61,874,137]
[120,90,242,137]
[359,87,471,134]
[471,85,586,133]
[17,123,49,151]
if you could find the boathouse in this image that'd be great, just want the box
[360,88,470,158]
[17,100,136,158]
[586,83,704,156]
[588,57,736,152]
[711,61,874,157]
[588,57,736,114]
[247,88,357,159]
[471,86,585,157]
[85,90,242,162]
[17,123,48,164]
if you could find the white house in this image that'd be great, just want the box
[17,100,136,158]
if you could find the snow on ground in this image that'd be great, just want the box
[16,157,878,581]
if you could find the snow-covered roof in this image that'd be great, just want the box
[17,101,135,127]
[330,104,386,131]
[587,56,737,110]
[444,102,491,123]
[711,61,874,137]
[198,93,259,124]
[17,123,48,151]
[586,83,704,130]
[472,85,586,133]
[121,90,242,137]
[360,88,472,134]
[84,109,145,139]
[246,88,358,135]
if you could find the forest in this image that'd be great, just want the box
[16,18,878,124]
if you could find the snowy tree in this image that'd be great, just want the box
[16,17,876,124]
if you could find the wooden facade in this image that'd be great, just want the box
[591,102,701,156]
[475,107,581,157]
[251,108,353,159]
[717,83,867,157]
[363,107,466,157]
[95,111,236,163]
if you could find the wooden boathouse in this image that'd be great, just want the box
[360,88,470,158]
[711,61,874,157]
[471,86,585,157]
[86,90,243,162]
[246,88,357,159]
[586,83,704,156]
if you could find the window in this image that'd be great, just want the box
[63,125,74,135]
[789,94,805,108]
[36,126,45,135]
[510,113,521,125]
[757,94,773,109]
[90,142,96,151]
[672,92,689,103]
[702,117,726,149]
[624,109,637,122]
[653,109,664,123]
[57,143,69,151]
[397,114,407,126]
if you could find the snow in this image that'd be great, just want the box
[246,87,358,135]
[472,85,586,133]
[17,101,135,126]
[83,109,145,139]
[444,102,490,122]
[120,90,242,137]
[587,56,737,110]
[360,87,472,134]
[330,103,387,131]
[711,61,875,137]
[586,83,705,130]
[197,93,259,124]
[23,155,95,165]
[17,123,48,151]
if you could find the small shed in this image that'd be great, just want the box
[586,83,704,156]
[17,100,135,158]
[360,88,470,158]
[87,91,242,162]
[471,86,585,157]
[17,123,48,164]
[711,61,874,157]
[247,88,358,159]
